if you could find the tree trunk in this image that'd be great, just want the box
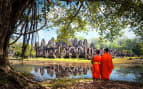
[0,0,12,66]
[0,39,9,66]
[0,0,33,67]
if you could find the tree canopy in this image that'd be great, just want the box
[10,0,143,44]
[45,0,143,41]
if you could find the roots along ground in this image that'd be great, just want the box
[0,66,45,89]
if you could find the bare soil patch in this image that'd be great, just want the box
[40,79,143,89]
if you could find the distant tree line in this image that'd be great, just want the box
[88,37,143,57]
[9,43,36,58]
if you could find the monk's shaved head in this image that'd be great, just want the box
[104,48,109,52]
[96,50,100,54]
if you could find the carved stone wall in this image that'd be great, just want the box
[35,38,134,59]
[35,38,97,59]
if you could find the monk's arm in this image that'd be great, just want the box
[91,58,94,64]
[100,56,103,70]
[109,56,114,69]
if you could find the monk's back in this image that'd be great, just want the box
[101,52,113,80]
[93,55,101,62]
[92,55,101,79]
[101,53,112,65]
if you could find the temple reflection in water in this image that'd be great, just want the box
[31,64,91,81]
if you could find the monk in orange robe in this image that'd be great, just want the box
[101,48,113,80]
[92,50,101,80]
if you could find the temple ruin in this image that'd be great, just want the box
[35,37,103,59]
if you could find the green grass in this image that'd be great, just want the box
[9,57,142,64]
[9,57,21,60]
[24,57,91,63]
[112,57,142,64]
[23,57,142,64]
[113,57,129,64]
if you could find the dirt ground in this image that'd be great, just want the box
[39,79,143,89]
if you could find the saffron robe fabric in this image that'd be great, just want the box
[92,55,101,79]
[101,52,113,80]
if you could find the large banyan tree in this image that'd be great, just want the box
[0,0,143,69]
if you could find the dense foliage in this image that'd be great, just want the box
[87,37,142,56]
[132,42,143,56]
[9,43,36,58]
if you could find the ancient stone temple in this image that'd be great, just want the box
[35,37,134,59]
[35,37,97,59]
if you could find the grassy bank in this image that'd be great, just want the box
[113,57,143,64]
[9,57,143,65]
[24,58,90,63]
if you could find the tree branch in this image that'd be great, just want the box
[14,24,46,35]
[66,2,83,30]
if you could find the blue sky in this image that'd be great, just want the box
[38,27,136,43]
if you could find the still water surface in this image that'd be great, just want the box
[12,64,143,83]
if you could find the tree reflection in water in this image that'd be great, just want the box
[40,67,44,76]
[112,64,143,84]
[34,67,38,73]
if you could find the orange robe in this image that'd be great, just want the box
[101,52,113,80]
[92,55,101,79]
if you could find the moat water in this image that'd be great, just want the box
[12,64,143,83]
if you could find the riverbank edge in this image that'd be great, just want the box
[9,57,143,66]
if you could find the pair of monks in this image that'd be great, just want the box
[92,48,113,81]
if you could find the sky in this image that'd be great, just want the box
[37,27,136,43]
